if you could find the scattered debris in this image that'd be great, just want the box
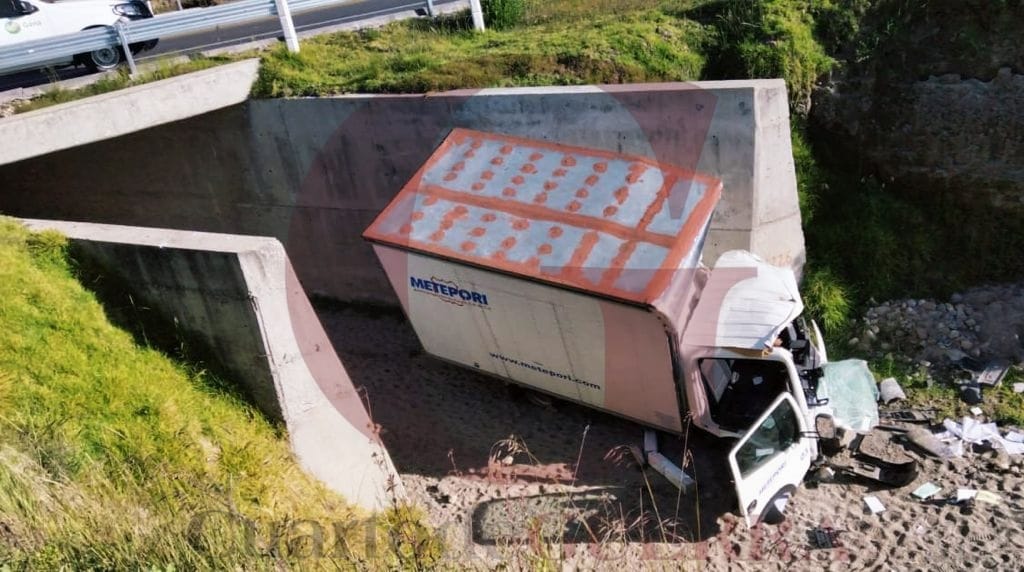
[935,417,1024,456]
[1013,382,1024,394]
[975,491,1002,505]
[906,426,958,459]
[958,357,1011,387]
[881,409,935,423]
[959,382,983,405]
[878,377,907,404]
[808,527,844,549]
[970,406,984,416]
[864,495,886,514]
[911,482,941,500]
[835,455,918,487]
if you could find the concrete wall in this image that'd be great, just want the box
[0,60,259,166]
[0,81,803,305]
[22,219,400,512]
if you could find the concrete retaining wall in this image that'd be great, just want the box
[22,218,399,512]
[0,81,803,305]
[0,60,259,166]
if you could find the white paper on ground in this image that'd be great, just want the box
[970,406,983,416]
[976,491,1001,505]
[1013,382,1024,394]
[956,489,977,502]
[936,417,1022,456]
[998,438,1024,456]
[864,495,886,514]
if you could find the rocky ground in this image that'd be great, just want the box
[852,281,1024,370]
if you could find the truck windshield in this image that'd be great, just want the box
[699,358,790,432]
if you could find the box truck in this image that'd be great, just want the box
[364,128,876,525]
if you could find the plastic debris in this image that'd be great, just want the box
[907,427,958,459]
[959,383,983,405]
[808,527,844,549]
[970,406,983,416]
[878,377,907,404]
[864,496,886,514]
[911,482,941,500]
[881,409,935,423]
[958,357,1010,387]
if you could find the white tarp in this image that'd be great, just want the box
[683,250,804,350]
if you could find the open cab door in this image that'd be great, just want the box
[728,392,813,526]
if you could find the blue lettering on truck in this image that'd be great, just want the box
[410,276,489,307]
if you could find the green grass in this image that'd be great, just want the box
[688,0,834,109]
[0,219,440,569]
[13,55,248,115]
[252,8,710,96]
[870,356,1024,427]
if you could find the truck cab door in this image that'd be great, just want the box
[727,392,813,526]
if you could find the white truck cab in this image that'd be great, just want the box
[0,0,157,74]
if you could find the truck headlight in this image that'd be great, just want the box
[112,3,144,16]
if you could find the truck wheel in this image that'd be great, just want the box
[85,46,122,72]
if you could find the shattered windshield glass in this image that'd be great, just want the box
[816,359,879,432]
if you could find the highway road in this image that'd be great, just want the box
[0,0,457,94]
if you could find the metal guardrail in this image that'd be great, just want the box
[0,0,436,76]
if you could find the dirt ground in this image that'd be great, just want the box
[321,304,1024,570]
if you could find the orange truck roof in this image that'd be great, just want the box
[363,128,722,305]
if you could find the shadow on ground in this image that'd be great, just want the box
[318,301,741,542]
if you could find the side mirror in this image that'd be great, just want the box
[814,414,836,440]
[813,415,845,456]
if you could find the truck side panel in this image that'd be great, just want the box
[373,245,681,432]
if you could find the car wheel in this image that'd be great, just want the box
[85,46,122,72]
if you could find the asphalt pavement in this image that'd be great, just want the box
[0,0,459,95]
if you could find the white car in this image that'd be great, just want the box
[0,0,158,73]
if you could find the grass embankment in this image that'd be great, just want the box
[0,219,439,568]
[253,6,709,96]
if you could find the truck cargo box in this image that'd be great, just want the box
[364,129,722,432]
